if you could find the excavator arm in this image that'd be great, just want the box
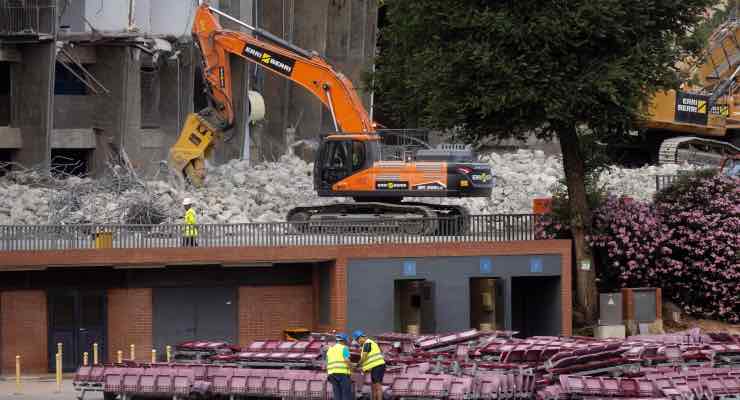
[169,3,373,185]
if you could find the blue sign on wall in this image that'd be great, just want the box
[479,257,493,274]
[530,257,543,273]
[402,260,417,276]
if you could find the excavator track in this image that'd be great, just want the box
[286,202,470,236]
[659,136,740,166]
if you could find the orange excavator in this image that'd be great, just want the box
[168,3,493,234]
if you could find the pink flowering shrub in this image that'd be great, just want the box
[535,171,739,322]
[588,196,669,290]
[653,173,740,323]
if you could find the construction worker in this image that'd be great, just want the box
[182,198,198,247]
[326,333,353,400]
[353,330,385,400]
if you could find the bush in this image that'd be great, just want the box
[588,196,669,291]
[534,177,605,240]
[537,170,739,323]
[653,173,740,323]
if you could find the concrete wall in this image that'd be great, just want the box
[54,95,95,129]
[346,255,562,336]
[11,43,55,168]
[59,0,197,35]
[84,44,193,175]
[234,0,377,162]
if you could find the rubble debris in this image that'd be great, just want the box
[1,150,693,226]
[73,328,739,400]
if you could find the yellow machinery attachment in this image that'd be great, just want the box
[168,113,219,187]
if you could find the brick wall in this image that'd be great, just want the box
[1,290,47,374]
[238,285,314,346]
[332,259,348,331]
[107,288,152,362]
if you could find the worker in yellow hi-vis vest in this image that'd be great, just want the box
[353,330,385,400]
[326,333,353,400]
[182,198,198,247]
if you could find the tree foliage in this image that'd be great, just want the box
[373,0,714,139]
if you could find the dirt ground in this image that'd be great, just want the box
[664,317,740,335]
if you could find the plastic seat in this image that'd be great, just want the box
[103,372,123,393]
[409,377,429,396]
[190,364,206,380]
[528,346,545,362]
[263,376,280,396]
[293,378,310,398]
[230,374,248,394]
[391,377,411,396]
[583,377,602,395]
[173,372,193,395]
[248,341,267,351]
[246,375,265,395]
[278,377,292,397]
[449,377,473,400]
[308,379,327,399]
[155,372,174,394]
[74,366,92,383]
[138,371,156,393]
[90,365,107,383]
[122,369,142,393]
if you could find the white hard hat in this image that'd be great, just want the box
[182,197,194,206]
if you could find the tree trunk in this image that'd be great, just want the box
[556,126,598,324]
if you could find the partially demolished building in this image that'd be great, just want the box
[0,0,378,176]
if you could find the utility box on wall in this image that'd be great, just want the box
[598,292,623,326]
[621,287,663,336]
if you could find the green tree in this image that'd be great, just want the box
[372,0,715,323]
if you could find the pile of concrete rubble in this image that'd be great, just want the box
[0,150,690,225]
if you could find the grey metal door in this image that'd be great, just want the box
[153,287,237,352]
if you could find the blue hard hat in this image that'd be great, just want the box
[352,330,365,341]
[335,332,349,342]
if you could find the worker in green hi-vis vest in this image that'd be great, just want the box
[326,333,353,400]
[182,198,198,247]
[353,330,386,400]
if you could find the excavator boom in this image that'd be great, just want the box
[169,3,372,185]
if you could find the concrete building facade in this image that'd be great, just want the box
[0,0,378,177]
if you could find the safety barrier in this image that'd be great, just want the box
[0,0,56,37]
[0,214,539,251]
[655,174,681,192]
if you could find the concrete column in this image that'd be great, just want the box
[89,46,144,175]
[11,42,55,169]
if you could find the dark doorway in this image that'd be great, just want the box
[511,276,560,337]
[0,149,15,177]
[48,289,107,372]
[394,280,435,334]
[469,278,505,331]
[0,61,10,126]
[153,287,237,352]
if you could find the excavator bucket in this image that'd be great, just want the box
[168,113,219,187]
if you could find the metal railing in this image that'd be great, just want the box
[0,214,538,251]
[655,175,680,192]
[0,0,56,37]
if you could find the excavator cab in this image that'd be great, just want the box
[313,134,381,191]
